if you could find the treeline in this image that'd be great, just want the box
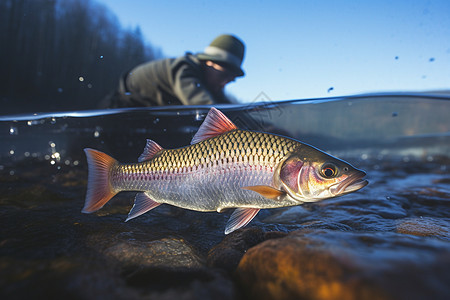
[0,0,160,114]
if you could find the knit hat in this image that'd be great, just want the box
[197,34,245,77]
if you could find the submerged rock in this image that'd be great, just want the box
[396,217,450,240]
[207,227,266,273]
[104,237,205,269]
[236,229,450,300]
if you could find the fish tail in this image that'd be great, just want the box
[82,148,118,213]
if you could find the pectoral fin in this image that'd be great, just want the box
[242,185,285,199]
[225,208,260,234]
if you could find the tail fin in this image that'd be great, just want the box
[82,148,118,213]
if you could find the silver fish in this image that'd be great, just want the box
[82,107,368,234]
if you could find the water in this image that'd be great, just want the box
[1,93,449,299]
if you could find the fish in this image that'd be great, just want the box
[82,107,368,234]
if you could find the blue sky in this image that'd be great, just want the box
[99,0,450,103]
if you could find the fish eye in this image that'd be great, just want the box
[321,163,337,178]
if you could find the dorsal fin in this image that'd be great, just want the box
[191,107,237,144]
[138,139,163,162]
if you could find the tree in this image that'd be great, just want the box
[0,0,159,114]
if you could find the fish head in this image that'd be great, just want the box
[276,147,368,202]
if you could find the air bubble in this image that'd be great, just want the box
[9,126,18,135]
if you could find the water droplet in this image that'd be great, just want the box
[51,117,57,124]
[429,57,435,62]
[49,141,56,148]
[57,88,63,93]
[100,55,104,59]
[386,196,391,200]
[87,83,93,88]
[153,118,160,124]
[79,76,84,82]
[9,149,15,155]
[392,112,398,117]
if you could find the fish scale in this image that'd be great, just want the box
[108,130,300,212]
[113,130,297,177]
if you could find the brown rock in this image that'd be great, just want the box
[236,229,450,300]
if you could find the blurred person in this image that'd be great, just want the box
[100,34,245,108]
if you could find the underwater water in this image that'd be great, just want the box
[1,93,449,299]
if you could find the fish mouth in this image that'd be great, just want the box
[330,171,368,196]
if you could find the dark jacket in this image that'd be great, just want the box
[101,53,230,108]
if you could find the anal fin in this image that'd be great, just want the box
[225,208,260,235]
[125,192,161,222]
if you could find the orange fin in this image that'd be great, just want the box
[82,149,118,213]
[138,139,163,162]
[191,107,237,144]
[242,185,285,199]
[125,192,161,221]
[225,208,260,234]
